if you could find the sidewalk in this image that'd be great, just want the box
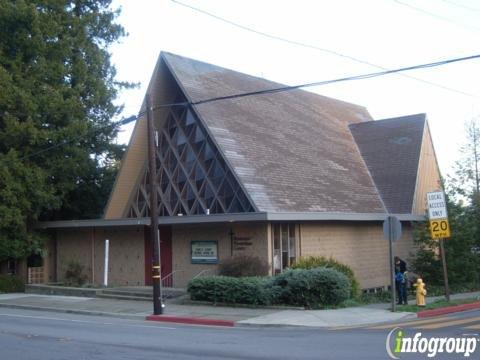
[363,290,480,310]
[0,292,415,328]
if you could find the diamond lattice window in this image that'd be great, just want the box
[127,95,255,218]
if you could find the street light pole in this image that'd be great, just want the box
[146,94,163,315]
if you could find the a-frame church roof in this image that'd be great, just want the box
[102,52,438,222]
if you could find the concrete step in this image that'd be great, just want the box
[98,287,187,301]
[96,293,152,302]
[100,289,151,298]
[25,284,99,298]
[24,284,187,301]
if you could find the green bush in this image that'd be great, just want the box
[188,268,352,308]
[292,256,360,298]
[187,276,270,305]
[0,275,25,293]
[218,255,269,277]
[269,267,351,308]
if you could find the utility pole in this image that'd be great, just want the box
[146,94,163,315]
[439,238,450,302]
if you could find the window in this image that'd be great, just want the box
[272,223,297,274]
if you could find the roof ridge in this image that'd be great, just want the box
[351,113,426,127]
[160,51,371,113]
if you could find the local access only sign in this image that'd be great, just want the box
[427,191,451,239]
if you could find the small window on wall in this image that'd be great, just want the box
[272,223,297,274]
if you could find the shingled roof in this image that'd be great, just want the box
[99,52,436,223]
[350,114,426,214]
[162,52,386,214]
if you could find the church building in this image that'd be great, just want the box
[37,52,441,290]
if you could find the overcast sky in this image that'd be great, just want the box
[109,0,480,176]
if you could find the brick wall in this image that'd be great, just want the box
[171,222,269,287]
[299,221,416,289]
[57,227,145,286]
[54,220,417,290]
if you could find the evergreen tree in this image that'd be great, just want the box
[0,0,129,261]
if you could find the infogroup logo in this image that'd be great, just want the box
[386,327,478,358]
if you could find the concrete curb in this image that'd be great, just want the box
[417,301,480,318]
[0,303,236,327]
[0,303,146,321]
[146,315,235,327]
[178,299,304,311]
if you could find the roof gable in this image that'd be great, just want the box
[349,114,426,214]
[162,52,386,213]
[107,53,434,219]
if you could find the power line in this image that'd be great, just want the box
[440,0,480,12]
[171,0,479,99]
[394,0,480,31]
[4,52,480,163]
[153,53,480,108]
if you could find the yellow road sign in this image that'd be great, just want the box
[429,218,451,239]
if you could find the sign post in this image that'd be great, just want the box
[427,191,451,301]
[383,216,402,312]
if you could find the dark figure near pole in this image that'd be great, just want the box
[394,256,408,305]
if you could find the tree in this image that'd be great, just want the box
[411,119,480,289]
[446,118,480,276]
[0,0,130,261]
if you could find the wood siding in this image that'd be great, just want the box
[412,121,442,214]
[104,58,178,219]
[104,116,148,219]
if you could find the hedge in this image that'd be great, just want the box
[292,256,360,298]
[187,267,352,308]
[269,267,351,308]
[187,276,271,305]
[0,275,25,293]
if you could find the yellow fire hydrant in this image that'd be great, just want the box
[414,278,427,306]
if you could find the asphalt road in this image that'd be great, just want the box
[0,308,479,359]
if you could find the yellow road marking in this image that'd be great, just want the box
[414,316,480,330]
[368,316,452,330]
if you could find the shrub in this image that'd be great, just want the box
[0,275,25,293]
[292,256,360,298]
[187,276,270,305]
[64,261,88,287]
[269,267,351,308]
[218,255,269,277]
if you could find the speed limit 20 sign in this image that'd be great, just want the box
[429,219,450,239]
[427,191,451,239]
